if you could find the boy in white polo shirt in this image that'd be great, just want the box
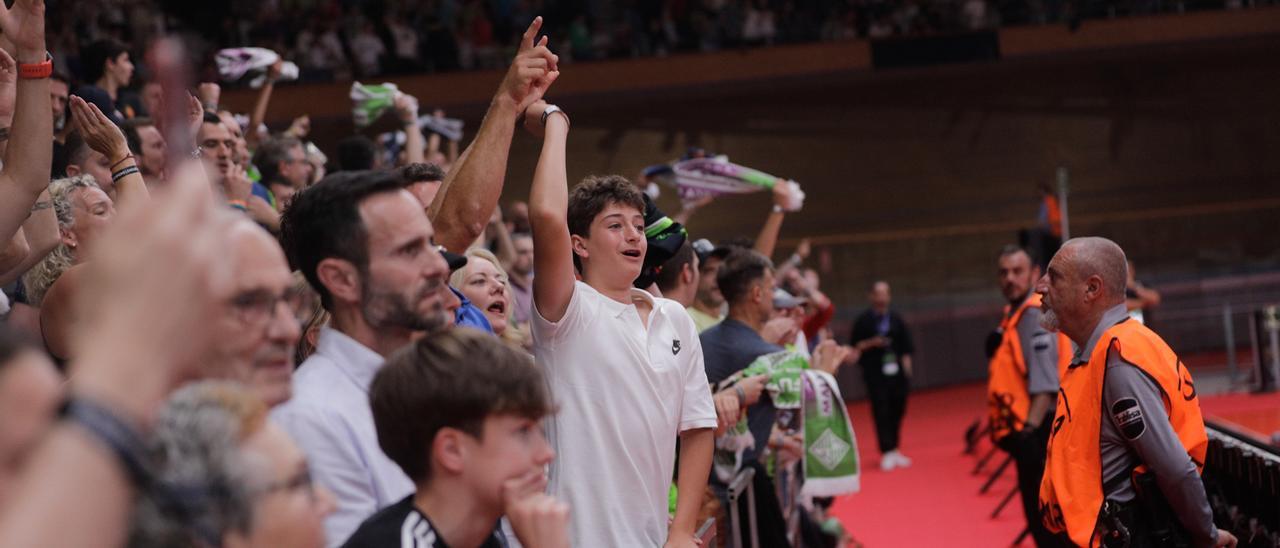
[523,99,717,548]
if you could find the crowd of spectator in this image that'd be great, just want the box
[45,0,1257,87]
[0,2,877,546]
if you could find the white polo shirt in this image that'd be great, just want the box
[533,281,717,547]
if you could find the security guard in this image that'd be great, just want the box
[1035,237,1236,548]
[987,245,1072,547]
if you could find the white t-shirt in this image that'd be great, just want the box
[532,281,717,547]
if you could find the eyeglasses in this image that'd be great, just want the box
[229,289,291,328]
[252,467,317,502]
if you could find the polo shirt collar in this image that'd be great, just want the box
[314,326,385,393]
[581,282,658,319]
[1072,303,1130,364]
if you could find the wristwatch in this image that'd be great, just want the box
[541,104,569,127]
[18,51,53,80]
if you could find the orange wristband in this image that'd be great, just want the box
[18,52,52,80]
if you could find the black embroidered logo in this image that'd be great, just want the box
[672,339,681,355]
[1112,397,1145,440]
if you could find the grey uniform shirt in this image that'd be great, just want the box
[1074,304,1216,547]
[1015,301,1060,397]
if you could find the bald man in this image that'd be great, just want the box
[1036,237,1234,548]
[41,216,300,407]
[212,219,302,407]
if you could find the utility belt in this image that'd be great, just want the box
[1096,471,1192,548]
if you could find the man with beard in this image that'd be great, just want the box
[986,245,1070,547]
[1035,237,1233,548]
[272,170,455,546]
[687,239,733,332]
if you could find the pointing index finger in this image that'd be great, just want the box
[520,16,543,52]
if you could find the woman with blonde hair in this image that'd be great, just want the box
[449,247,530,349]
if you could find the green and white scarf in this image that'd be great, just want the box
[349,82,400,128]
[800,369,860,497]
[712,351,860,497]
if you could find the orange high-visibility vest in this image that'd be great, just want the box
[1038,319,1207,547]
[1044,195,1063,238]
[987,293,1072,442]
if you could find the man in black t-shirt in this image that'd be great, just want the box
[850,280,916,471]
[341,330,568,548]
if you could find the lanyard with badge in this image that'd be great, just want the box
[878,313,900,376]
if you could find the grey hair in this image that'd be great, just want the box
[127,382,269,548]
[50,175,101,230]
[21,176,99,305]
[1063,237,1128,302]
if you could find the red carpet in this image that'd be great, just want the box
[1200,390,1280,444]
[828,382,1280,547]
[831,383,1027,547]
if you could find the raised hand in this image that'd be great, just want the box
[394,92,419,124]
[0,0,47,60]
[185,93,204,141]
[500,17,560,112]
[197,82,221,110]
[812,339,852,375]
[68,96,129,163]
[285,115,310,139]
[795,238,812,261]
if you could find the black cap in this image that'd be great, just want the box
[635,194,687,289]
[440,248,468,271]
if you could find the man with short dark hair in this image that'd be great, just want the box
[272,169,457,545]
[75,39,138,123]
[344,329,567,548]
[253,136,308,210]
[506,231,534,326]
[121,118,166,186]
[700,248,847,545]
[688,241,733,332]
[987,245,1070,547]
[655,241,698,307]
[398,162,446,214]
[850,280,916,471]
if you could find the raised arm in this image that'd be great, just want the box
[429,17,558,252]
[69,96,149,207]
[0,187,58,286]
[397,93,425,165]
[753,181,794,259]
[526,101,574,323]
[0,2,51,248]
[245,60,281,151]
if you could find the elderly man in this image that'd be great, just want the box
[218,219,302,408]
[1036,237,1235,548]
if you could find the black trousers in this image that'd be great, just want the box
[1005,425,1064,548]
[863,370,909,454]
